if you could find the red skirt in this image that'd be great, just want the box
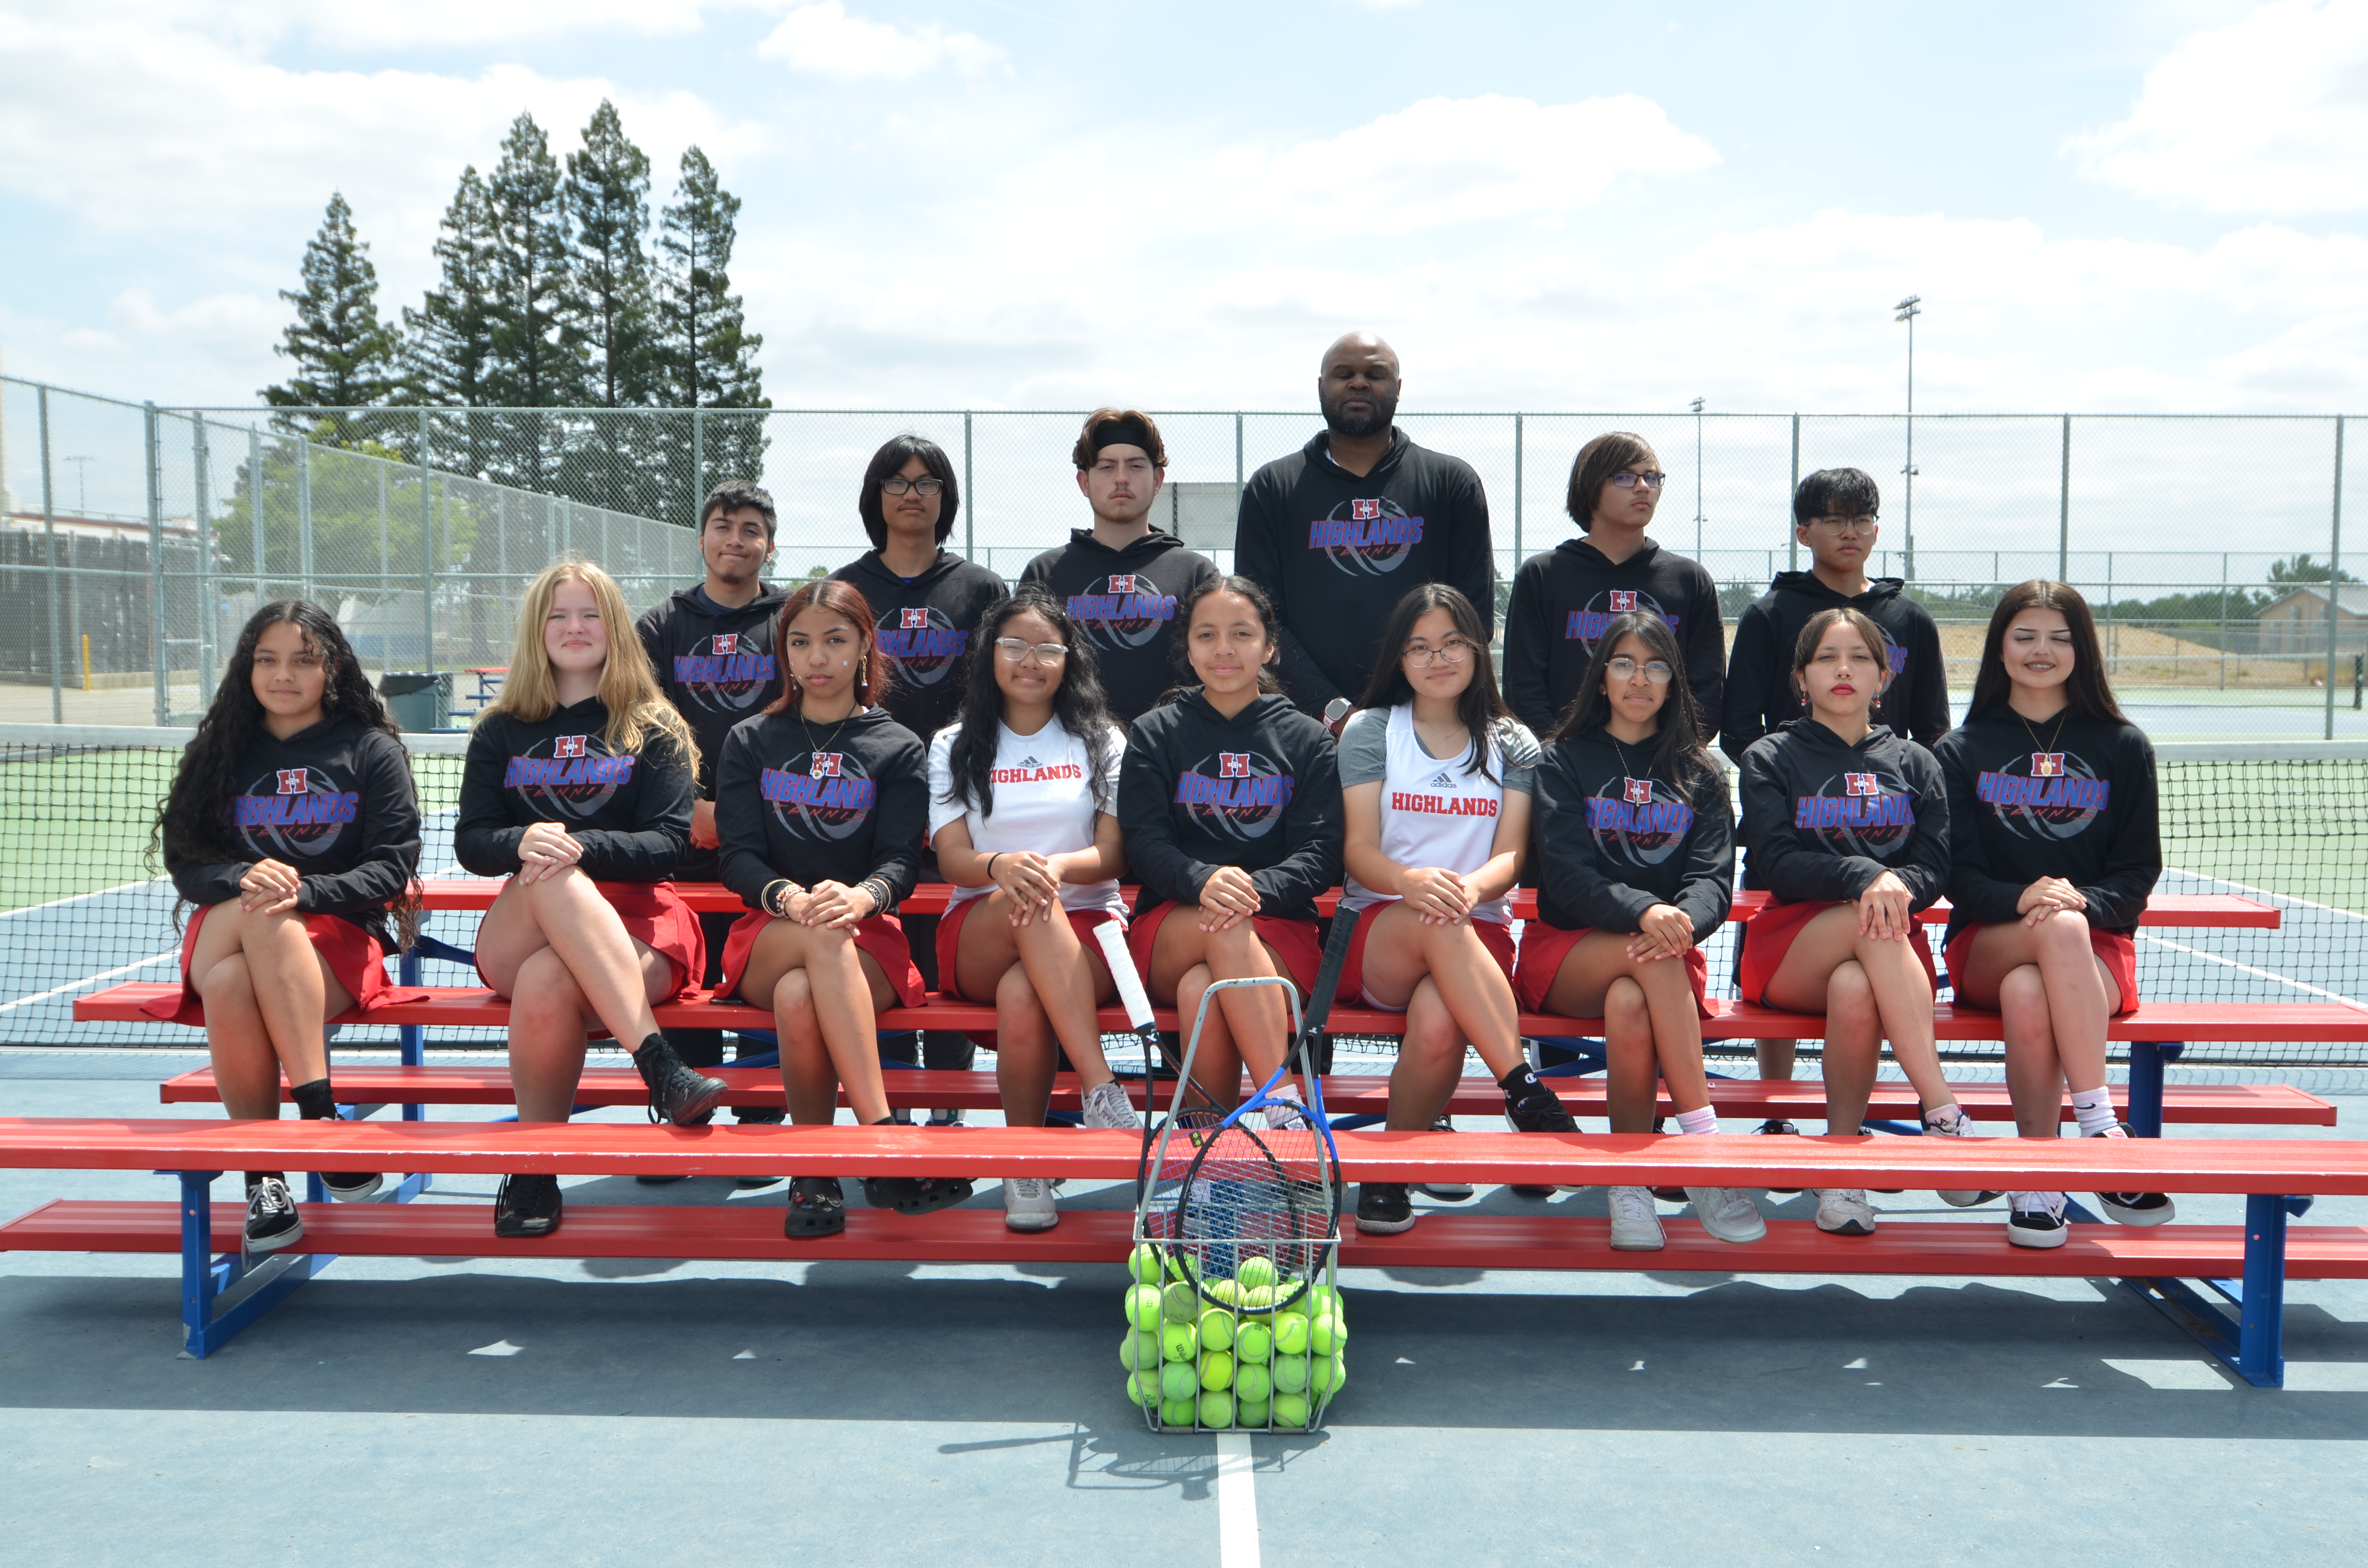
[1512,922,1712,1017]
[1124,902,1321,997]
[143,902,422,1026]
[1337,905,1515,1010]
[935,895,1123,1003]
[1942,922,2140,1015]
[1738,898,1935,1006]
[719,908,926,1010]
[475,878,704,1001]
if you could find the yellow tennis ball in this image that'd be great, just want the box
[1159,1361,1199,1403]
[1127,1371,1160,1407]
[1130,1244,1163,1285]
[1160,1396,1197,1428]
[1126,1285,1161,1332]
[1198,1389,1234,1429]
[1310,1354,1346,1395]
[1235,1396,1270,1429]
[1120,1331,1160,1372]
[1161,1319,1198,1362]
[1272,1390,1310,1429]
[1199,1308,1235,1354]
[1237,1255,1278,1291]
[1234,1362,1272,1405]
[1199,1350,1234,1391]
[1162,1282,1199,1323]
[1272,1314,1310,1358]
[1273,1354,1309,1394]
[1235,1320,1273,1364]
[1311,1315,1341,1356]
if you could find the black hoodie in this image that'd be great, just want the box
[1234,428,1494,713]
[1502,537,1724,740]
[829,549,1010,742]
[1934,708,2160,955]
[1019,527,1221,723]
[166,715,421,951]
[714,705,929,914]
[1720,571,1949,763]
[1116,688,1343,924]
[1530,729,1734,940]
[636,581,792,797]
[1738,719,1949,909]
[455,698,694,882]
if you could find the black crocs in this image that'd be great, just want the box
[861,1175,975,1216]
[785,1176,846,1238]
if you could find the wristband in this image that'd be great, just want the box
[986,853,1002,881]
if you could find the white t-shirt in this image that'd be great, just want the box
[1337,705,1539,926]
[926,714,1127,918]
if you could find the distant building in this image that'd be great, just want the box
[1162,481,1238,556]
[2257,583,2368,655]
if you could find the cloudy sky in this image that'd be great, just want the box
[2,0,2364,420]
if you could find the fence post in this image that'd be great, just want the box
[145,401,165,724]
[1512,411,1524,578]
[691,408,705,518]
[963,411,975,562]
[2220,551,2229,691]
[1788,413,1800,569]
[249,427,265,603]
[419,407,434,682]
[1233,413,1244,546]
[377,463,389,592]
[193,413,214,706]
[2058,414,2071,582]
[38,385,60,723]
[297,431,315,604]
[2328,415,2346,742]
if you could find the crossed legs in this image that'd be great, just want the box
[1761,903,1956,1137]
[1147,906,1297,1109]
[734,916,898,1127]
[1355,903,1523,1132]
[1541,931,1712,1134]
[190,900,355,1120]
[954,896,1117,1127]
[1952,913,2121,1139]
[474,868,673,1123]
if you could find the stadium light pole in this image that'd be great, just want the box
[1895,295,1921,582]
[1690,397,1705,557]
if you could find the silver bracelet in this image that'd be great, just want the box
[856,877,893,916]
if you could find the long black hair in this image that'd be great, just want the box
[1967,579,2130,726]
[1160,574,1285,704]
[1356,582,1514,782]
[941,585,1120,820]
[1549,610,1720,802]
[153,600,417,941]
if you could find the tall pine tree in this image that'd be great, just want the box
[657,146,768,518]
[403,166,501,473]
[563,100,661,517]
[485,113,584,486]
[262,192,399,438]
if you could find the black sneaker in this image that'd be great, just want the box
[2006,1190,2070,1249]
[2090,1121,2175,1226]
[861,1175,975,1216]
[1505,1085,1578,1196]
[1355,1181,1416,1234]
[635,1038,728,1127]
[786,1175,847,1237]
[244,1177,302,1252]
[1414,1116,1473,1201]
[635,1174,690,1186]
[320,1168,383,1202]
[493,1173,563,1237]
[1755,1117,1803,1195]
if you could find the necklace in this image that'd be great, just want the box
[2014,703,2070,775]
[799,703,857,777]
[1607,731,1652,799]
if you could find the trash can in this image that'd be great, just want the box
[379,672,452,733]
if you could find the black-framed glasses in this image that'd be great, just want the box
[1606,656,1674,684]
[1806,513,1878,531]
[882,477,944,497]
[1610,470,1667,490]
[1403,640,1476,668]
[993,637,1069,664]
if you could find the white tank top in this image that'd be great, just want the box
[1342,703,1514,925]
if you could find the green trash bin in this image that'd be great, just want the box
[379,672,452,733]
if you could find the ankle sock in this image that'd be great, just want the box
[2070,1087,2119,1138]
[1674,1106,1719,1136]
[290,1078,337,1122]
[1923,1104,1970,1134]
[1497,1063,1548,1105]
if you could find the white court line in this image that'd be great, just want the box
[2134,932,2368,1009]
[0,876,170,919]
[0,951,178,1013]
[2162,865,2368,926]
[1214,1431,1260,1568]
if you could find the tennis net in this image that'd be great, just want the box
[2,725,2364,1064]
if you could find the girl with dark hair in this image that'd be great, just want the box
[1116,576,1343,1115]
[716,577,964,1238]
[1521,612,1760,1250]
[928,587,1134,1231]
[1738,606,1970,1238]
[150,601,422,1252]
[1935,580,2168,1247]
[1336,584,1574,1239]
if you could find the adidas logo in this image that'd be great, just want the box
[1426,771,1454,787]
[1020,756,1042,768]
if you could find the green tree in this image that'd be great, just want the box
[657,147,769,523]
[566,100,656,410]
[2269,553,2361,585]
[261,193,400,437]
[485,113,585,489]
[403,166,501,478]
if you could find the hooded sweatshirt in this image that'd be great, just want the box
[1720,571,1949,763]
[1530,728,1734,940]
[638,580,791,879]
[1234,428,1494,713]
[714,704,929,914]
[166,715,421,951]
[1502,537,1725,741]
[1933,707,2160,955]
[455,698,694,882]
[1116,688,1343,924]
[1019,527,1221,723]
[829,548,1010,743]
[1737,719,1949,910]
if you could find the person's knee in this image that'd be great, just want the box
[771,967,814,1018]
[1605,975,1648,1026]
[1827,961,1875,1019]
[197,954,255,1008]
[2034,909,2093,956]
[996,964,1046,1021]
[513,957,583,1025]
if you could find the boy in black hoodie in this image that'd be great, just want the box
[1234,332,1494,714]
[636,478,790,1139]
[1503,431,1723,739]
[831,436,1008,1110]
[1020,409,1221,724]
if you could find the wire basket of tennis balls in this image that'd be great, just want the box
[1121,1241,1347,1433]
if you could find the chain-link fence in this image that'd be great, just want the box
[2,380,2356,730]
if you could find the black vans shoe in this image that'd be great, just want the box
[244,1176,303,1252]
[493,1173,563,1238]
[1355,1182,1416,1235]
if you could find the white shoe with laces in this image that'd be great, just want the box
[1921,1105,1999,1208]
[1686,1185,1768,1244]
[1814,1188,1878,1236]
[1001,1176,1058,1232]
[2006,1190,2070,1249]
[1081,1079,1139,1131]
[1606,1185,1666,1251]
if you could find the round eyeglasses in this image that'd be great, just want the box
[1606,656,1674,684]
[994,638,1069,664]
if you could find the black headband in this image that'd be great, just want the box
[1085,416,1154,461]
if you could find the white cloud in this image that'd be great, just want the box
[755,3,1004,80]
[6,0,756,50]
[2069,0,2368,213]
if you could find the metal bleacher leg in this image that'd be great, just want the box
[2125,1041,2175,1139]
[2239,1192,2289,1389]
[177,1170,327,1358]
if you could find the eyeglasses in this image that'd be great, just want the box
[1806,514,1878,532]
[882,477,944,497]
[993,637,1069,664]
[1610,470,1667,490]
[1605,656,1674,684]
[1403,640,1476,668]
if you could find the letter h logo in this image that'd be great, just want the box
[2032,752,2065,777]
[1608,590,1639,612]
[712,633,740,655]
[1351,499,1381,520]
[555,735,587,759]
[1623,777,1653,804]
[810,752,842,778]
[1218,753,1251,778]
[1843,772,1880,796]
[900,609,930,629]
[275,769,308,795]
[1109,575,1140,594]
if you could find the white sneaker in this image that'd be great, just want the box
[1081,1079,1139,1131]
[1606,1185,1666,1251]
[1814,1188,1878,1236]
[1686,1185,1768,1244]
[1001,1176,1057,1232]
[1921,1105,1998,1208]
[2006,1190,2070,1249]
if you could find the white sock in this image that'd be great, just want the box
[2070,1087,2119,1138]
[1674,1106,1719,1136]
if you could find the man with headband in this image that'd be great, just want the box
[1234,332,1495,716]
[1019,408,1221,723]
